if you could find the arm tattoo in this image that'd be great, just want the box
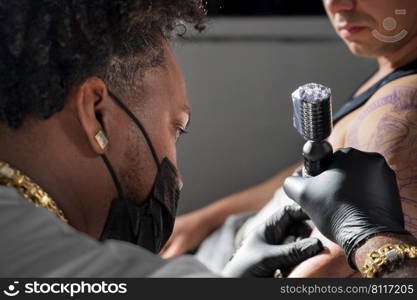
[347,86,417,236]
[402,197,417,235]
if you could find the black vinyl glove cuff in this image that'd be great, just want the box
[341,227,409,269]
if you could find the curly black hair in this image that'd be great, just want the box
[0,0,206,128]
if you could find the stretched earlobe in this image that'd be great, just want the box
[95,130,109,150]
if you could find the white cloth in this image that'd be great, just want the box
[0,186,216,278]
[194,212,254,273]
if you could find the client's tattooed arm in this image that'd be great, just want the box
[347,85,417,236]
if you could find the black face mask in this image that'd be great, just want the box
[99,90,180,254]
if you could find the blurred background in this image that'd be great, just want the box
[205,0,325,16]
[173,0,376,214]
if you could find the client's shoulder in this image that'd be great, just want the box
[346,74,417,161]
[367,73,417,111]
[352,74,417,127]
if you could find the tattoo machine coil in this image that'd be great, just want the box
[291,83,334,177]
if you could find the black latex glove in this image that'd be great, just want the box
[283,148,408,269]
[221,205,323,277]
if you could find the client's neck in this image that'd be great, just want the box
[377,35,417,73]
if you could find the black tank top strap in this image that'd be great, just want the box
[333,58,417,123]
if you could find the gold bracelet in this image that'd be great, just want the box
[362,243,417,278]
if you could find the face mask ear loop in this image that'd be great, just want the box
[101,154,139,230]
[107,90,161,171]
[101,154,125,200]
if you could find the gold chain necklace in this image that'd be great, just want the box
[0,161,68,223]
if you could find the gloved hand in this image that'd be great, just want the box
[283,148,408,268]
[221,205,323,277]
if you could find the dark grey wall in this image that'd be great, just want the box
[173,17,376,214]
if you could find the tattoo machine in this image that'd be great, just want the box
[291,83,334,177]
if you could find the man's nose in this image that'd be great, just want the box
[324,0,355,14]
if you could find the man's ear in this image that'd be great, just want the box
[72,77,112,155]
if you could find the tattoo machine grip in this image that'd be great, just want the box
[292,83,334,177]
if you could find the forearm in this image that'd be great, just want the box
[198,162,301,230]
[353,233,417,278]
